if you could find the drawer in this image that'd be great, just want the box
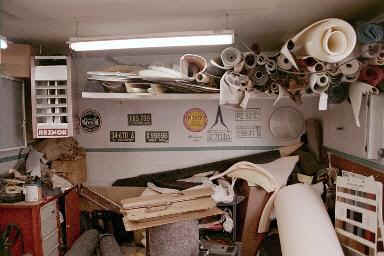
[40,200,58,237]
[42,229,59,256]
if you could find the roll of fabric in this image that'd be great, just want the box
[280,18,356,70]
[277,54,293,70]
[309,73,330,94]
[360,43,381,58]
[338,59,361,76]
[252,68,269,87]
[306,61,325,73]
[256,53,268,66]
[341,71,360,83]
[356,23,384,44]
[244,52,257,70]
[274,184,344,256]
[195,73,210,83]
[64,229,100,256]
[179,54,207,79]
[265,59,277,74]
[359,65,384,86]
[221,47,242,68]
[327,83,349,104]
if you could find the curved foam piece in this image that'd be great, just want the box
[349,81,380,127]
[221,47,242,68]
[274,184,344,256]
[280,18,356,70]
[209,156,299,192]
[210,59,232,70]
[179,54,207,79]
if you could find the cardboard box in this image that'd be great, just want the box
[52,157,87,185]
[1,43,32,78]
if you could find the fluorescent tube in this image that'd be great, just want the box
[0,35,7,49]
[69,31,234,51]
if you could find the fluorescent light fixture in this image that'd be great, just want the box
[0,35,7,49]
[69,30,234,51]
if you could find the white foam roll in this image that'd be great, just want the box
[195,73,210,83]
[221,47,242,68]
[275,184,344,256]
[341,71,359,83]
[252,69,269,86]
[306,62,325,73]
[368,56,384,65]
[265,60,277,74]
[281,18,356,70]
[360,43,381,58]
[338,59,360,75]
[179,54,207,79]
[243,52,257,70]
[309,73,329,94]
[256,53,268,66]
[277,54,293,70]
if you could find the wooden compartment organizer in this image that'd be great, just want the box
[31,56,73,138]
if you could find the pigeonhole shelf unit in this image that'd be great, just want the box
[31,56,73,138]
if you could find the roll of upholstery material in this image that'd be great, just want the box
[256,53,268,66]
[368,53,384,65]
[252,67,269,87]
[207,57,227,76]
[221,47,242,68]
[100,235,123,256]
[274,184,344,256]
[306,61,325,73]
[309,73,330,94]
[220,71,251,108]
[195,72,210,84]
[360,43,381,58]
[234,60,245,73]
[265,59,277,74]
[356,23,384,44]
[359,65,384,86]
[339,59,361,76]
[244,52,257,70]
[341,72,360,83]
[64,229,100,256]
[349,81,380,127]
[280,18,356,70]
[328,83,349,104]
[179,54,207,79]
[277,54,293,70]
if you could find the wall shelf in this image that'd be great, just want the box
[82,91,314,101]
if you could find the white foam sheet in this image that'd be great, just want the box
[274,184,344,256]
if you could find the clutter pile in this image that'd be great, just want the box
[0,138,86,204]
[86,18,384,118]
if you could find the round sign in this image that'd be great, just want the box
[80,109,102,133]
[183,108,208,132]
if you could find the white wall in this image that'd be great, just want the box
[72,52,322,185]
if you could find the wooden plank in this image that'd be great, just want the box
[65,189,81,248]
[121,187,213,210]
[123,207,223,231]
[122,197,215,222]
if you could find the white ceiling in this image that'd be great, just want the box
[1,0,383,53]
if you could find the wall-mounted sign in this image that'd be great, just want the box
[128,113,152,126]
[145,131,169,143]
[110,131,135,142]
[37,129,68,137]
[183,108,208,132]
[234,108,262,121]
[236,125,262,138]
[80,109,102,133]
[207,106,232,143]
